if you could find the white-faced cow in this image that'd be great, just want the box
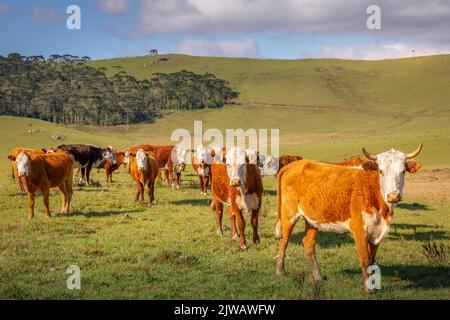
[14,150,74,219]
[275,144,423,293]
[192,145,214,195]
[211,147,264,250]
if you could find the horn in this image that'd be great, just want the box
[406,142,422,159]
[362,147,377,161]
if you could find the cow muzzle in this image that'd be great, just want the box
[387,191,401,203]
[230,178,241,187]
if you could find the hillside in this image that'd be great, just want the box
[90,54,450,112]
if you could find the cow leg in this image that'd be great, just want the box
[42,188,51,218]
[251,209,260,244]
[303,222,323,282]
[228,206,239,240]
[135,182,143,203]
[198,175,204,194]
[213,199,223,236]
[65,178,73,214]
[79,167,85,184]
[352,227,372,293]
[368,242,379,266]
[276,197,298,275]
[147,180,155,205]
[58,184,67,214]
[28,192,35,220]
[235,208,247,250]
[85,165,92,185]
[175,172,181,190]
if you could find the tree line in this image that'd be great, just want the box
[0,53,239,126]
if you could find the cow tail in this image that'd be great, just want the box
[274,167,285,240]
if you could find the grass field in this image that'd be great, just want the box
[1,54,449,299]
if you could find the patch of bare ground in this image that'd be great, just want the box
[404,166,450,200]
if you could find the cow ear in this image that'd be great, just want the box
[406,160,422,173]
[129,152,136,157]
[362,160,378,171]
[7,155,15,161]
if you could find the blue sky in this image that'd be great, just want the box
[1,0,449,60]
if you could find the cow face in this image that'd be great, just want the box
[15,152,30,177]
[363,143,422,204]
[102,146,117,165]
[136,149,147,171]
[195,145,213,168]
[172,145,187,173]
[246,148,259,165]
[226,148,247,187]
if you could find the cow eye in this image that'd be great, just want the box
[379,170,384,176]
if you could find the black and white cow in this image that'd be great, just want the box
[57,144,111,185]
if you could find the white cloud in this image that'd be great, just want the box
[135,0,450,45]
[31,3,60,22]
[96,0,130,15]
[304,42,450,60]
[177,39,260,58]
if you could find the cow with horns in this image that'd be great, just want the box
[275,144,423,293]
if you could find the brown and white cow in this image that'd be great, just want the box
[275,144,423,292]
[127,144,186,189]
[97,147,125,183]
[192,145,214,195]
[128,149,159,205]
[210,147,264,250]
[13,150,74,220]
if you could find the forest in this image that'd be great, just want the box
[0,53,239,126]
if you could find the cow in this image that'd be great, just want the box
[274,144,423,293]
[57,144,105,185]
[264,155,303,175]
[97,147,125,183]
[8,147,47,191]
[127,144,187,189]
[13,150,74,219]
[192,145,214,195]
[128,149,159,205]
[171,144,188,189]
[210,147,264,250]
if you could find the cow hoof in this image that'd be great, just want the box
[253,239,260,245]
[231,234,239,240]
[276,268,286,276]
[240,244,248,251]
[216,229,223,236]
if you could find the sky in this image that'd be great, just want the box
[0,0,450,61]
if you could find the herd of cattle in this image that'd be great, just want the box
[6,142,423,293]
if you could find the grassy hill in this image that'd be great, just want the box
[90,54,450,113]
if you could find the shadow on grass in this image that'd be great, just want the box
[390,223,449,241]
[69,208,145,218]
[291,231,354,248]
[263,189,277,196]
[342,265,450,289]
[397,202,431,211]
[169,199,211,206]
